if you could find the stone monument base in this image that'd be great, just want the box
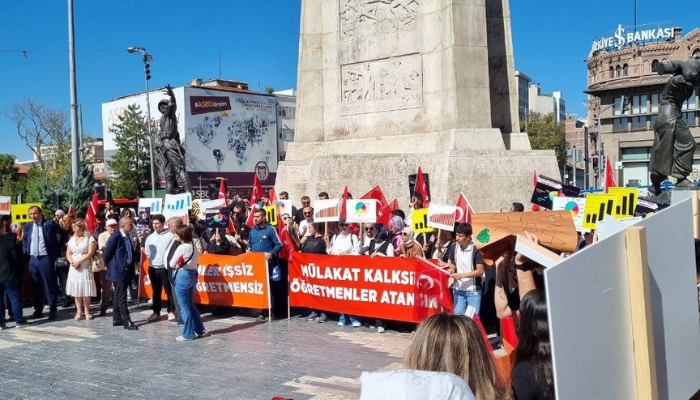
[275,129,560,211]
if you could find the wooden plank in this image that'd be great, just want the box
[624,226,659,400]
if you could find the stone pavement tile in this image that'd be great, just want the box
[0,306,411,399]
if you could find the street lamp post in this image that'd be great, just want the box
[127,46,156,197]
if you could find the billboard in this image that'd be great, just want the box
[102,85,278,194]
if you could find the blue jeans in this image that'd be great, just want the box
[453,290,482,316]
[339,314,360,325]
[0,281,25,325]
[174,269,205,339]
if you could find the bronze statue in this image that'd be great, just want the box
[649,58,700,196]
[155,84,191,194]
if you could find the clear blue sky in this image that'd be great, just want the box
[0,0,695,161]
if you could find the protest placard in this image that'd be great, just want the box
[264,205,277,226]
[427,203,457,231]
[582,193,616,230]
[608,187,639,219]
[0,196,11,215]
[205,209,230,229]
[313,199,340,222]
[531,175,581,209]
[138,198,163,214]
[346,199,377,223]
[140,252,269,309]
[11,203,42,223]
[411,208,432,234]
[552,197,586,232]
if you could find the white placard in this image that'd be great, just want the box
[194,198,226,220]
[163,207,189,221]
[596,215,642,241]
[514,235,563,268]
[313,199,340,222]
[427,203,457,231]
[545,199,700,400]
[276,200,293,217]
[0,196,11,215]
[164,193,192,212]
[138,198,163,214]
[551,197,586,232]
[345,199,377,223]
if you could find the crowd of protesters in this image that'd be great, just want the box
[2,189,698,400]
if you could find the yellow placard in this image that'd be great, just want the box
[11,203,42,223]
[582,194,616,230]
[411,208,432,234]
[264,205,277,226]
[608,187,639,219]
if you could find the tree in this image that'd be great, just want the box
[107,104,150,199]
[0,154,23,200]
[521,111,567,178]
[264,84,275,95]
[56,160,95,216]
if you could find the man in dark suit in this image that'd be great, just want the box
[22,205,67,320]
[102,217,138,330]
[0,222,28,328]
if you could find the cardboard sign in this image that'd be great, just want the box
[11,203,42,223]
[596,216,643,241]
[582,194,616,230]
[137,207,150,226]
[634,197,668,218]
[345,199,377,223]
[0,196,11,215]
[608,187,638,219]
[411,208,432,234]
[313,199,340,222]
[264,205,277,226]
[194,198,227,221]
[276,200,293,217]
[427,203,457,231]
[206,209,230,229]
[514,234,563,268]
[531,175,581,210]
[138,198,163,214]
[552,197,586,232]
[470,211,578,262]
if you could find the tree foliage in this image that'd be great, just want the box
[0,154,23,200]
[107,104,150,199]
[57,161,95,216]
[521,111,567,177]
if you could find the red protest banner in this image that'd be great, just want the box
[139,252,270,309]
[289,253,450,323]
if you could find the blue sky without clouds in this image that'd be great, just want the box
[0,0,695,161]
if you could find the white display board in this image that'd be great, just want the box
[545,199,700,400]
[345,199,377,223]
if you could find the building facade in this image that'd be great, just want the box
[515,71,531,125]
[529,84,566,123]
[585,25,700,193]
[274,89,296,162]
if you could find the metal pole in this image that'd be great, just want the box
[143,55,157,197]
[68,0,80,185]
[572,146,577,186]
[584,126,590,189]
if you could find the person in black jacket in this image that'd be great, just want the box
[207,228,231,255]
[0,223,28,328]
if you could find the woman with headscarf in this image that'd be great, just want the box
[396,227,424,259]
[388,215,405,251]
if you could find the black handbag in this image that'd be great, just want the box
[55,256,69,269]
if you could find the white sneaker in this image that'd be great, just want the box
[168,312,176,321]
[377,326,386,333]
[352,321,362,328]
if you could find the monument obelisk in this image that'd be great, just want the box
[275,0,560,210]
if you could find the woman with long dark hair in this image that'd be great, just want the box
[512,290,554,400]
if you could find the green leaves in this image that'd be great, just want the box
[107,104,150,199]
[522,111,567,177]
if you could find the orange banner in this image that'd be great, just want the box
[289,253,448,323]
[139,252,270,309]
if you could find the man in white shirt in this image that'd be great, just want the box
[297,206,314,238]
[447,223,485,316]
[144,214,175,322]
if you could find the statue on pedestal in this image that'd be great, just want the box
[155,84,191,194]
[649,58,700,196]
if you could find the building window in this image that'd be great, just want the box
[621,147,651,160]
[616,65,622,77]
[651,59,659,72]
[623,63,629,77]
[613,96,622,116]
[650,114,658,128]
[609,66,614,79]
[683,112,697,126]
[650,93,659,113]
[631,116,645,131]
[632,94,647,114]
[278,108,286,117]
[613,117,628,132]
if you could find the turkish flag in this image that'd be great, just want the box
[413,258,453,321]
[218,179,226,200]
[67,205,76,218]
[360,186,388,208]
[85,191,99,233]
[339,186,349,219]
[533,170,538,187]
[250,175,263,206]
[604,156,617,193]
[414,167,430,207]
[455,193,474,224]
[376,199,395,226]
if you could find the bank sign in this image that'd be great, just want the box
[591,24,673,52]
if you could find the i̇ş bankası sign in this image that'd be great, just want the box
[591,24,673,52]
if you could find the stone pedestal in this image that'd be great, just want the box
[276,0,560,210]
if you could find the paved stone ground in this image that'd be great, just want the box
[0,305,413,400]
